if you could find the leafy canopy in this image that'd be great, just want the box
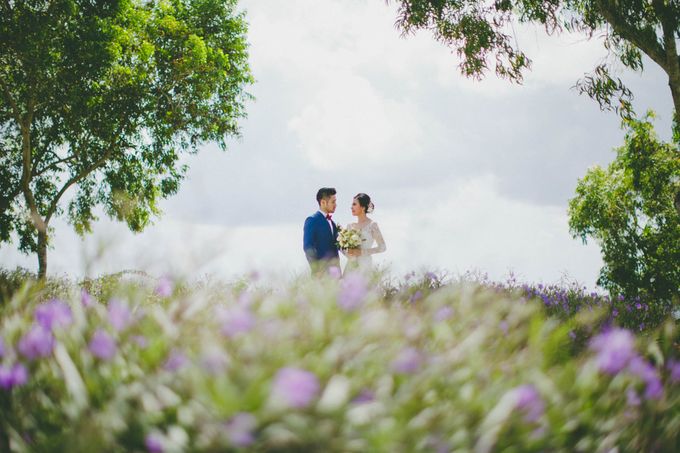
[0,0,253,274]
[568,113,680,303]
[391,0,680,118]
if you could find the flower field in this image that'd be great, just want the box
[0,269,678,452]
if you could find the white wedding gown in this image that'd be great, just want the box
[342,219,386,273]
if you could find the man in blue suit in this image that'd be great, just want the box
[303,187,340,275]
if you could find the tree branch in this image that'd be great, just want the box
[32,153,78,178]
[0,78,22,124]
[652,0,680,116]
[595,0,667,70]
[44,128,128,224]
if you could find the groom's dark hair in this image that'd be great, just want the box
[316,187,336,204]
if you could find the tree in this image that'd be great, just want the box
[0,0,253,278]
[568,113,680,303]
[390,0,680,121]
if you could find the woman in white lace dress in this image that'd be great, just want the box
[343,193,386,274]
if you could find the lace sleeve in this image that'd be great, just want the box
[364,222,386,255]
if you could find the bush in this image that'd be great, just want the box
[0,271,678,451]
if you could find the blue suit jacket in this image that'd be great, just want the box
[303,211,339,265]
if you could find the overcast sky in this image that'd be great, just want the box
[1,0,674,285]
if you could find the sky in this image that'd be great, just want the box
[0,0,674,285]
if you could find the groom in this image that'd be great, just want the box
[303,187,340,275]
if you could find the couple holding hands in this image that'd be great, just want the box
[303,188,386,276]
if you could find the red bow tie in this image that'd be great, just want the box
[326,214,332,220]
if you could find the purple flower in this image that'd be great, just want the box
[218,306,256,337]
[18,324,55,359]
[409,290,423,304]
[425,272,437,281]
[351,389,375,404]
[391,347,423,374]
[34,299,72,331]
[434,306,453,322]
[163,349,188,372]
[200,349,228,375]
[271,367,320,408]
[81,288,94,307]
[668,360,680,383]
[590,328,636,374]
[89,329,117,360]
[108,299,132,332]
[132,335,148,348]
[499,320,509,335]
[328,266,342,279]
[145,433,164,453]
[155,276,174,298]
[626,388,641,406]
[628,357,663,400]
[225,412,257,447]
[0,363,28,390]
[512,384,544,422]
[338,272,368,311]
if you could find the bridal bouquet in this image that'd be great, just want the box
[336,225,363,250]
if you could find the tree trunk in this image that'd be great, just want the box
[37,229,48,280]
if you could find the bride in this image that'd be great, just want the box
[343,193,386,273]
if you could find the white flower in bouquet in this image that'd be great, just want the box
[336,226,363,250]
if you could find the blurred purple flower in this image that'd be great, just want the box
[145,433,164,453]
[425,272,437,281]
[225,412,257,447]
[89,329,117,360]
[0,337,4,357]
[0,363,28,390]
[81,288,94,307]
[612,309,619,318]
[218,306,256,337]
[635,302,642,310]
[626,388,641,406]
[35,299,72,331]
[391,347,423,374]
[108,299,132,332]
[628,357,663,400]
[499,320,509,335]
[338,272,368,311]
[155,276,174,298]
[409,290,423,304]
[200,350,229,375]
[512,384,544,422]
[668,360,680,383]
[18,324,55,359]
[328,266,342,279]
[351,389,375,404]
[590,328,636,374]
[132,335,148,348]
[163,349,188,372]
[271,367,320,408]
[434,306,453,322]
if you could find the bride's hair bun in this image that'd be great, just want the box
[354,193,375,214]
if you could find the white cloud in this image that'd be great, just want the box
[288,72,424,170]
